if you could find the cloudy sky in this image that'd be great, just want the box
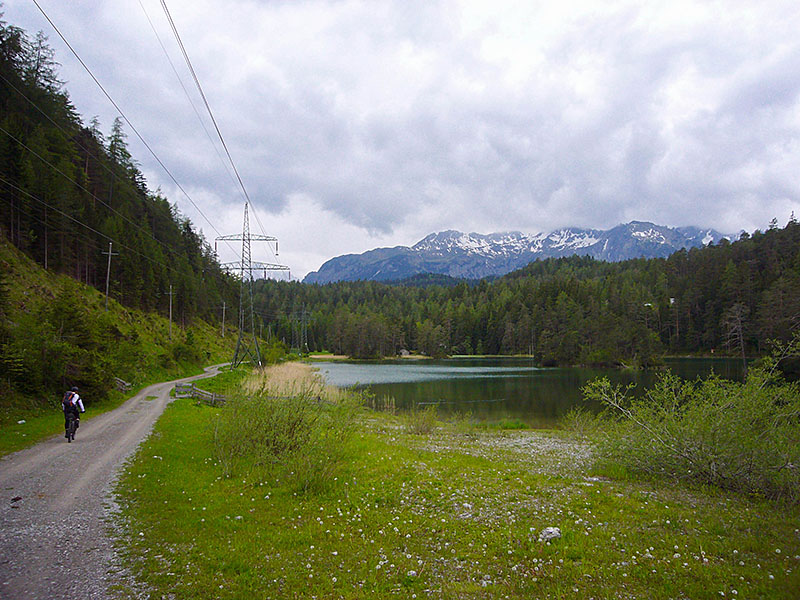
[4,0,800,278]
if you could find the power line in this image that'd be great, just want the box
[0,121,183,261]
[147,1,285,267]
[157,1,288,269]
[159,0,251,208]
[231,203,261,367]
[0,173,170,269]
[0,63,232,265]
[101,241,119,311]
[0,71,214,269]
[0,70,137,202]
[29,0,240,261]
[1,177,240,319]
[136,0,240,194]
[0,83,245,297]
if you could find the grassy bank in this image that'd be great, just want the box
[0,235,237,456]
[112,365,800,599]
[0,358,228,457]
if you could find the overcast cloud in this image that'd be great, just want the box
[4,0,800,278]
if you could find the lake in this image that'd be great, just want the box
[312,356,746,428]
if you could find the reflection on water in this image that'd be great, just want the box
[313,356,745,428]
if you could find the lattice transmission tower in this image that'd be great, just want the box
[291,305,311,355]
[216,202,289,368]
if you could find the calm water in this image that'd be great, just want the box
[313,357,745,427]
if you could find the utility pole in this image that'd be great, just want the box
[102,242,118,311]
[221,301,226,338]
[301,306,309,354]
[168,284,174,340]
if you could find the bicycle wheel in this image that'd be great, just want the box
[67,415,76,442]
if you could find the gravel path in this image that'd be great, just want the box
[0,365,224,599]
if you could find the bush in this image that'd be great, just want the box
[213,363,359,493]
[584,341,800,502]
[559,406,603,438]
[261,339,288,365]
[447,410,474,435]
[404,404,438,435]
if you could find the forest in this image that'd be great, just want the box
[0,15,241,400]
[255,219,800,365]
[0,15,237,325]
[2,13,799,374]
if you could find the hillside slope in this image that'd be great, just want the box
[0,233,235,418]
[1,17,237,323]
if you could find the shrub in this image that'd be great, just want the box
[584,340,800,502]
[213,363,359,493]
[495,418,528,430]
[448,410,474,435]
[261,339,288,365]
[404,404,438,435]
[559,406,603,438]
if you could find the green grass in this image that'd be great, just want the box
[113,398,800,599]
[0,236,240,456]
[1,388,126,456]
[192,366,250,395]
[0,361,220,457]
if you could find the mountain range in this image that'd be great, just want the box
[303,221,732,284]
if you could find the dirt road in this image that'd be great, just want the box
[0,365,224,599]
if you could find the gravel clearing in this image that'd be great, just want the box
[0,365,223,599]
[414,429,594,474]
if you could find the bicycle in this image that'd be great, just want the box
[65,411,78,443]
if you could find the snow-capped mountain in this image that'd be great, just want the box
[303,221,731,284]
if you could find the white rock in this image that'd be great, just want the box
[539,527,561,542]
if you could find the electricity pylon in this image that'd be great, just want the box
[217,203,289,368]
[291,305,310,355]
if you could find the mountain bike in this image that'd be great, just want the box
[65,412,78,443]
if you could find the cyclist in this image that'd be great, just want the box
[62,386,85,438]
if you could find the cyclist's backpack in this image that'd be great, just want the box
[62,391,77,410]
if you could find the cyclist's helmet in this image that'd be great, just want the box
[71,386,78,392]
